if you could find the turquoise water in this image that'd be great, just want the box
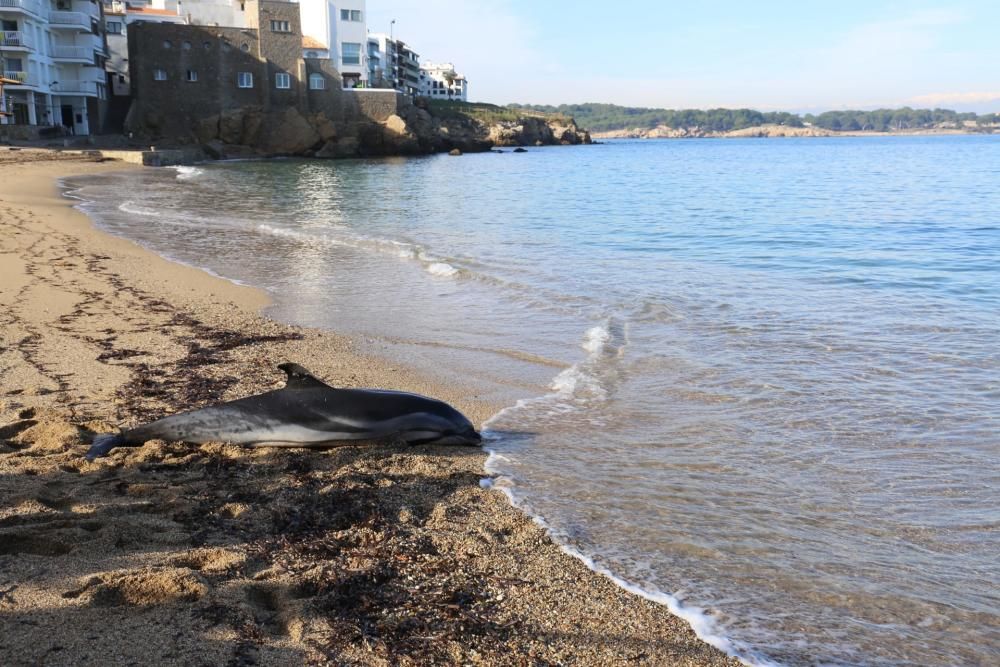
[66,136,999,666]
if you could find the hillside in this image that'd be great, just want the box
[509,103,1000,135]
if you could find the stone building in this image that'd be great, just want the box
[126,0,406,155]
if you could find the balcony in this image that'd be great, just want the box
[2,70,30,85]
[52,45,93,63]
[0,0,48,19]
[48,10,91,30]
[51,79,98,95]
[1,30,31,50]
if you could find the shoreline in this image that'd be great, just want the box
[0,150,743,665]
[591,126,999,139]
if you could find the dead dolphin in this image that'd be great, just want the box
[85,363,481,460]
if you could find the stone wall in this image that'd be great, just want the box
[127,24,265,141]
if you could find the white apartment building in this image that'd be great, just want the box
[299,0,366,87]
[418,61,466,102]
[0,0,108,135]
[367,31,417,95]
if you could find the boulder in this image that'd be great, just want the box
[254,107,321,155]
[315,136,359,159]
[449,148,462,156]
[202,140,224,159]
[513,147,528,153]
[218,108,247,144]
[311,114,338,142]
[194,115,220,144]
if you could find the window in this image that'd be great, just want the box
[186,69,198,82]
[106,21,122,34]
[240,43,250,52]
[203,41,211,50]
[341,42,360,65]
[305,50,317,58]
[270,20,290,32]
[182,40,192,50]
[340,9,361,21]
[275,72,290,89]
[236,71,253,88]
[308,73,325,90]
[153,68,167,80]
[162,40,171,49]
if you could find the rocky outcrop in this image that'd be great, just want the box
[125,97,591,160]
[592,124,835,139]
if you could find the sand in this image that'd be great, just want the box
[0,149,742,666]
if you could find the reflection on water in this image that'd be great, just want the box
[66,137,1000,666]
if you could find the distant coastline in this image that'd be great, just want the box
[591,124,998,139]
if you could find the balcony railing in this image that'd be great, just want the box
[51,80,98,95]
[48,10,90,29]
[1,30,30,48]
[52,45,92,61]
[2,70,29,84]
[0,0,48,18]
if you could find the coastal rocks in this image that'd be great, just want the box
[449,148,462,156]
[315,137,359,159]
[255,108,322,156]
[126,95,591,160]
[592,124,835,140]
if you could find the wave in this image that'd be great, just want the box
[172,165,205,180]
[478,321,780,667]
[256,223,465,279]
[118,201,161,217]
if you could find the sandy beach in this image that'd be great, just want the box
[0,150,740,666]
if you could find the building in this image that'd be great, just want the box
[298,0,366,87]
[103,1,183,98]
[0,0,109,136]
[418,61,466,102]
[366,31,417,95]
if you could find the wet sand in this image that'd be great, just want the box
[0,149,741,666]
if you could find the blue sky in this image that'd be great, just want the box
[367,1,1000,112]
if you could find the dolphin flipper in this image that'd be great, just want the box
[85,433,126,461]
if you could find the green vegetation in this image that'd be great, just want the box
[509,103,1000,133]
[426,100,571,125]
[803,108,995,131]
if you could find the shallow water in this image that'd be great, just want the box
[66,136,1000,666]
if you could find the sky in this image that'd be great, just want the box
[366,1,1000,112]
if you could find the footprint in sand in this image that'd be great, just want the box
[62,567,209,607]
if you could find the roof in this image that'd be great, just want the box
[128,7,178,16]
[302,36,327,50]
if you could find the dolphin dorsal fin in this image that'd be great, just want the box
[277,363,333,390]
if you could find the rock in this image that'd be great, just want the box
[513,147,527,153]
[449,148,462,156]
[383,114,408,136]
[203,140,224,159]
[315,136,359,159]
[311,114,338,142]
[254,107,321,155]
[194,115,220,144]
[534,139,545,146]
[218,108,247,144]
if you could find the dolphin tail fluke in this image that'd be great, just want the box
[85,433,126,461]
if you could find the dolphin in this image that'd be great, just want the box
[85,363,482,460]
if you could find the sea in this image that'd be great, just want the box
[63,136,999,667]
